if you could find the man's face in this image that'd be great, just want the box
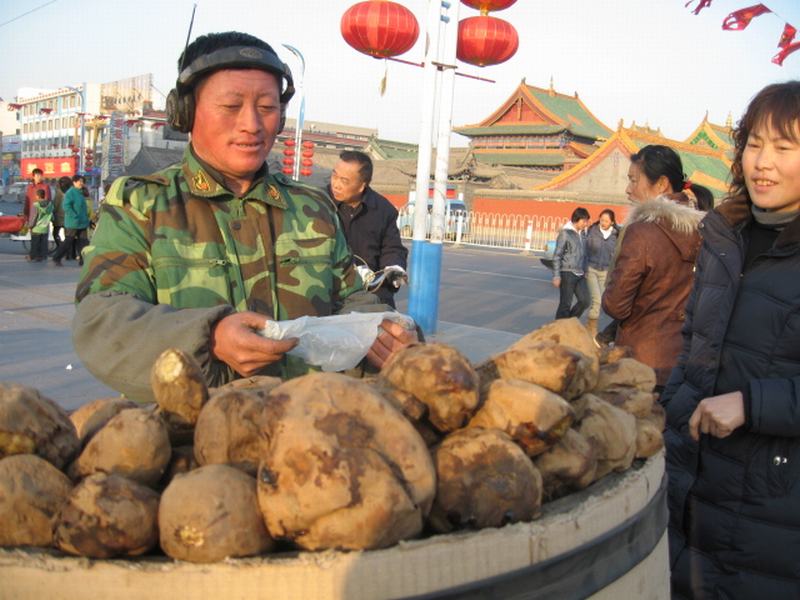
[32,172,43,184]
[191,69,282,187]
[575,218,589,231]
[74,178,84,189]
[743,120,800,213]
[330,160,366,205]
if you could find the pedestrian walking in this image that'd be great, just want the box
[552,207,590,320]
[23,168,51,226]
[584,208,618,337]
[51,175,90,266]
[51,176,71,254]
[26,189,52,262]
[602,145,709,388]
[663,80,800,599]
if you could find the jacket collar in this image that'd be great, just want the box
[716,194,800,251]
[625,196,703,236]
[180,144,287,209]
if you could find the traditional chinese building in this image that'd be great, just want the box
[684,112,734,156]
[453,78,612,173]
[534,121,732,203]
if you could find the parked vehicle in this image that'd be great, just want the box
[1,182,28,204]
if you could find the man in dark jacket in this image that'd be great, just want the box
[329,150,408,307]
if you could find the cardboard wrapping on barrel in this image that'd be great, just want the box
[0,452,668,600]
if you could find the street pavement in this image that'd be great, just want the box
[0,234,524,412]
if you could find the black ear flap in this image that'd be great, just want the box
[166,88,194,133]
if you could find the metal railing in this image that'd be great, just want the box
[397,208,567,252]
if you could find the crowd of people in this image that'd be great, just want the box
[22,170,94,265]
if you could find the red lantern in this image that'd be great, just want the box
[283,148,295,157]
[457,15,518,67]
[460,0,517,12]
[341,1,419,58]
[301,158,313,167]
[284,138,296,146]
[282,167,293,175]
[302,140,315,149]
[283,157,294,166]
[300,168,313,177]
[301,150,314,158]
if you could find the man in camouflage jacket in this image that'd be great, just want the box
[72,32,415,402]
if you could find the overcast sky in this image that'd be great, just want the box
[1,0,798,146]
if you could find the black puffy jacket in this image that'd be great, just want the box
[662,196,800,599]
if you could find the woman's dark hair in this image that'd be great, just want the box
[693,186,715,211]
[571,207,590,222]
[730,81,800,202]
[629,145,685,193]
[58,176,72,192]
[598,208,616,224]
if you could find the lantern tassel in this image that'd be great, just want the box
[380,60,388,96]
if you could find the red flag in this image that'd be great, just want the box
[778,23,797,49]
[685,0,713,16]
[773,41,800,66]
[722,4,771,31]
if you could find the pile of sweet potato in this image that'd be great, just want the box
[0,318,663,563]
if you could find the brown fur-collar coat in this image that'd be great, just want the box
[602,194,704,385]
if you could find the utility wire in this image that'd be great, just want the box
[0,0,59,29]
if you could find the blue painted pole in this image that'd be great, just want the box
[407,239,442,335]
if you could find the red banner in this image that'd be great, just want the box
[685,0,713,16]
[722,4,771,30]
[21,157,77,178]
[778,22,797,48]
[773,40,800,66]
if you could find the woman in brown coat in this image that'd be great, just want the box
[602,145,709,388]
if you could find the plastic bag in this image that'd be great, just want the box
[259,312,415,372]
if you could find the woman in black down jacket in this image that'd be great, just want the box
[662,81,800,598]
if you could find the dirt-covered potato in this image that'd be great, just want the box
[159,464,273,563]
[477,341,595,400]
[635,403,666,459]
[468,379,574,457]
[69,407,171,487]
[575,394,637,480]
[54,473,159,558]
[150,348,209,444]
[0,383,79,470]
[599,344,633,365]
[210,375,283,400]
[510,318,599,376]
[379,343,480,432]
[69,397,138,446]
[594,387,656,418]
[193,388,268,476]
[0,454,73,547]
[367,377,428,422]
[258,372,436,551]
[429,427,542,533]
[533,429,597,500]
[159,445,198,489]
[594,358,657,393]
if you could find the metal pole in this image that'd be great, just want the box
[407,0,446,335]
[79,83,86,174]
[283,45,305,180]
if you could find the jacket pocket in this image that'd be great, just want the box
[748,436,800,497]
[274,237,335,304]
[152,255,234,307]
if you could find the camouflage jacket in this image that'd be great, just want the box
[73,146,362,402]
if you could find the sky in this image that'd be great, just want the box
[1,0,799,146]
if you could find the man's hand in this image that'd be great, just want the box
[366,319,418,369]
[688,391,745,442]
[552,276,561,288]
[210,311,298,377]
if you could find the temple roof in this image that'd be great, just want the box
[684,112,734,152]
[536,125,732,198]
[473,150,565,167]
[454,80,612,141]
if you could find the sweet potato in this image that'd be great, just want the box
[159,464,272,563]
[0,383,79,469]
[429,427,543,532]
[69,397,137,446]
[55,473,159,558]
[257,372,436,551]
[379,343,480,432]
[151,348,209,444]
[533,428,597,500]
[468,379,574,457]
[575,394,637,480]
[0,454,72,547]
